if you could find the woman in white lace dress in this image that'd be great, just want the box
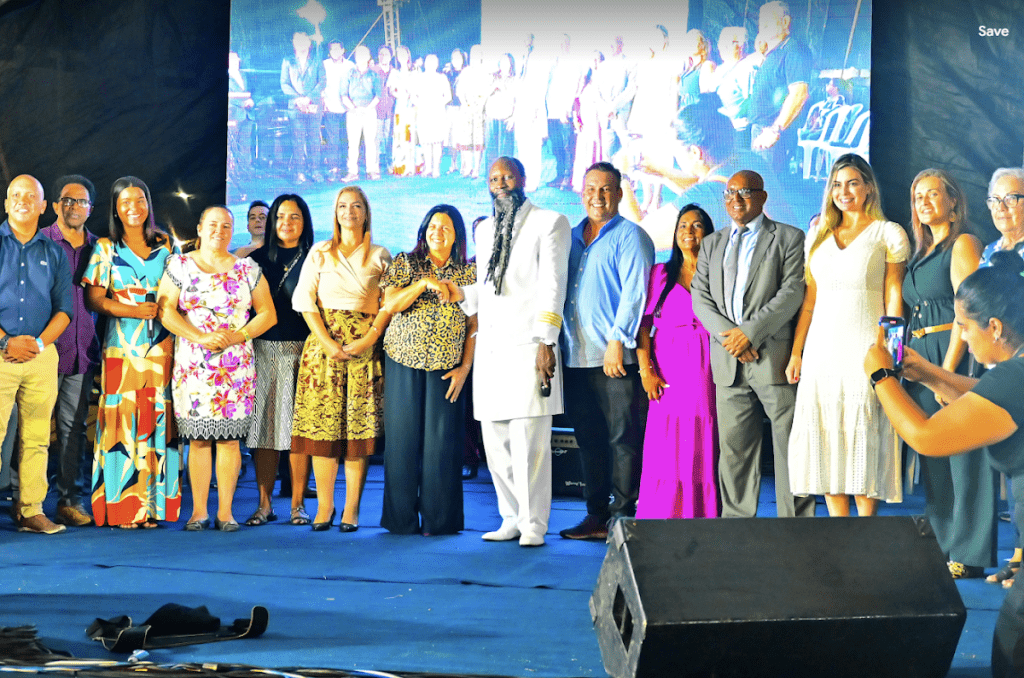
[786,154,909,517]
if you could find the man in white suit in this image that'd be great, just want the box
[455,157,570,546]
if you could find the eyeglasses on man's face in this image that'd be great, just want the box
[723,188,764,200]
[60,197,92,208]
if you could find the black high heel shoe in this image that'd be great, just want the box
[312,510,336,532]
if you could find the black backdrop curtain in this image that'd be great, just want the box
[0,0,229,241]
[872,0,1024,243]
[0,0,1022,243]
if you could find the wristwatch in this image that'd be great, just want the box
[0,335,8,353]
[870,367,899,389]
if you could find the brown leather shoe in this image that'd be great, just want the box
[18,513,67,534]
[56,504,94,527]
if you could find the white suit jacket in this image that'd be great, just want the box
[462,200,570,421]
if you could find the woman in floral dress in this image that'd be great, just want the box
[83,177,176,528]
[157,205,276,531]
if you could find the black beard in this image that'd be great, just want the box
[485,188,527,294]
[490,187,526,216]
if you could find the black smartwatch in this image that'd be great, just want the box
[0,335,8,353]
[870,367,899,389]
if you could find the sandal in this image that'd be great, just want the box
[289,506,311,525]
[948,561,985,579]
[987,561,1021,584]
[245,506,278,527]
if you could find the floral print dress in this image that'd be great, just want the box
[83,237,178,526]
[164,254,261,440]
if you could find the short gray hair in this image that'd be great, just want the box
[989,167,1024,195]
[761,1,791,18]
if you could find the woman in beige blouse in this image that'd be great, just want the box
[291,186,392,531]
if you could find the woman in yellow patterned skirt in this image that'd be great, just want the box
[291,186,392,531]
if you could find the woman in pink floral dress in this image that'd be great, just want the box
[157,205,277,531]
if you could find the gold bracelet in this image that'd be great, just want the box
[241,328,251,341]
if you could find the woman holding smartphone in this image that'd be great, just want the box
[865,251,1024,675]
[786,154,909,517]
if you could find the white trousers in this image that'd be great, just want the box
[514,125,543,192]
[347,106,379,175]
[481,415,552,539]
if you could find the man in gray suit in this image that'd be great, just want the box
[691,170,814,518]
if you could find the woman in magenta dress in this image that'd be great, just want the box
[635,203,719,519]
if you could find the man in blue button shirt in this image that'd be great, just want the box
[0,174,74,534]
[559,162,654,540]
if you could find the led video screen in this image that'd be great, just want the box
[228,0,871,256]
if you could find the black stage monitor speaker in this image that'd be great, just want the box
[590,517,966,678]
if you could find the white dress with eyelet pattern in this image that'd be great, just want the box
[788,220,910,501]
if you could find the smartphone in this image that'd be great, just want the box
[879,316,906,370]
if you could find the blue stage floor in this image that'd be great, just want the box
[0,463,1013,676]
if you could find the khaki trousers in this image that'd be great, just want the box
[0,345,58,517]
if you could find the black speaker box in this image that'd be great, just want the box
[551,428,584,497]
[590,517,966,678]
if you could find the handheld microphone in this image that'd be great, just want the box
[145,292,156,341]
[540,382,551,398]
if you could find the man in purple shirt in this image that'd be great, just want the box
[40,175,100,526]
[0,174,74,534]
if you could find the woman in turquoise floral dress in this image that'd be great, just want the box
[83,177,176,528]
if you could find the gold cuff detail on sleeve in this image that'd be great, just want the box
[538,311,563,328]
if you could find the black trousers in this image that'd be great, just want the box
[290,110,321,175]
[564,365,642,519]
[380,355,465,535]
[321,111,347,171]
[995,485,1024,677]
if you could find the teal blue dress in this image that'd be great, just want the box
[903,244,997,567]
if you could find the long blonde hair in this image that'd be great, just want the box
[329,186,373,263]
[806,153,886,281]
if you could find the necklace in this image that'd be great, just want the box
[276,248,304,295]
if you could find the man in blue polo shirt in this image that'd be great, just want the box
[559,162,654,540]
[0,174,74,534]
[749,0,812,176]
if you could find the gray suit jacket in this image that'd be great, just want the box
[691,217,805,387]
